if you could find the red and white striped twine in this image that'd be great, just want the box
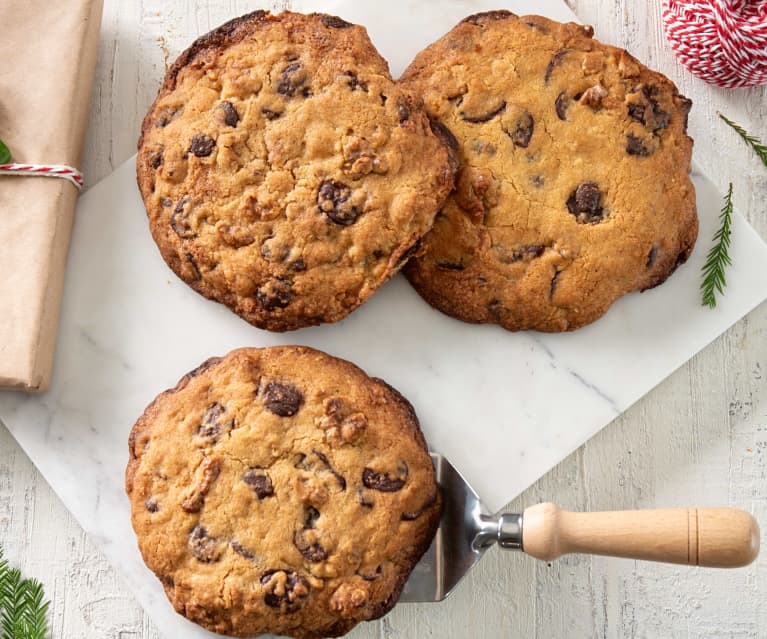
[0,163,84,190]
[663,0,767,88]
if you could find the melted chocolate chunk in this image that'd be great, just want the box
[555,92,570,121]
[261,570,310,610]
[189,134,215,157]
[231,541,257,560]
[188,525,222,563]
[461,100,507,124]
[317,180,363,226]
[304,505,321,529]
[256,278,293,310]
[362,463,408,492]
[243,470,274,499]
[504,109,534,148]
[566,182,605,223]
[197,402,232,443]
[293,530,328,562]
[312,449,346,491]
[149,151,163,169]
[220,101,239,127]
[626,134,652,156]
[545,49,571,84]
[346,71,368,92]
[145,497,159,513]
[171,198,196,239]
[436,261,465,271]
[396,97,411,123]
[288,257,306,272]
[321,15,353,28]
[462,10,513,24]
[496,244,546,264]
[276,62,310,98]
[262,107,283,120]
[429,118,459,154]
[262,381,303,417]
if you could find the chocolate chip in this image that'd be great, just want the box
[462,10,513,25]
[396,97,410,123]
[188,525,222,563]
[261,570,310,610]
[256,278,292,310]
[189,134,215,157]
[293,530,328,562]
[550,270,562,298]
[362,463,408,492]
[345,71,368,92]
[626,134,652,156]
[220,101,239,127]
[357,489,374,508]
[276,62,309,98]
[243,469,274,499]
[436,261,465,271]
[231,541,257,560]
[545,49,571,84]
[503,109,534,148]
[262,107,283,120]
[566,182,604,223]
[321,14,353,28]
[288,257,306,272]
[555,92,570,121]
[461,100,507,124]
[171,198,196,239]
[646,244,659,268]
[156,106,182,128]
[150,151,163,169]
[628,102,646,124]
[262,381,303,417]
[145,498,159,513]
[396,240,422,268]
[312,449,347,491]
[197,402,232,443]
[496,244,546,264]
[401,490,438,521]
[627,85,670,132]
[317,180,363,226]
[304,506,321,529]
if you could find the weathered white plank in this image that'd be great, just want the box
[1,1,764,637]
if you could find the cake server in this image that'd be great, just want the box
[400,452,760,603]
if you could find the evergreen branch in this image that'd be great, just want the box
[719,113,767,168]
[701,183,734,308]
[0,139,10,165]
[0,547,50,639]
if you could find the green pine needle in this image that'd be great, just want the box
[719,113,767,169]
[0,139,10,165]
[701,183,734,309]
[0,547,50,639]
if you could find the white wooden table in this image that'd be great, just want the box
[2,1,765,636]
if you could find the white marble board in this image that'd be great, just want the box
[2,1,767,638]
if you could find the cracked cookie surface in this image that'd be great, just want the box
[126,346,440,639]
[137,11,456,332]
[400,11,698,332]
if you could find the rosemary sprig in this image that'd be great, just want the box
[701,183,734,309]
[0,546,50,639]
[719,113,767,168]
[0,139,10,164]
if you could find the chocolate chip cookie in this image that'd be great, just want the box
[400,11,698,332]
[126,346,440,639]
[137,11,456,332]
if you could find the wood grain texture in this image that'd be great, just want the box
[1,0,765,637]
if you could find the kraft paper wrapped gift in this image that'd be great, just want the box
[0,0,103,391]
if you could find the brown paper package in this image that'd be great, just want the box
[0,1,103,391]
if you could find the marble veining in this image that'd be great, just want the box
[2,2,767,638]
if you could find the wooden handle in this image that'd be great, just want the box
[521,503,760,568]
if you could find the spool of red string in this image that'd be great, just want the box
[662,0,767,88]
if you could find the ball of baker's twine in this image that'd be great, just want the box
[662,0,767,88]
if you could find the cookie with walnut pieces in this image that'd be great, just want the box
[399,10,698,332]
[126,346,440,639]
[136,11,457,331]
